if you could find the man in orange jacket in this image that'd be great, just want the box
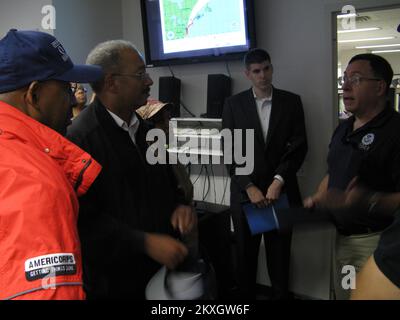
[0,29,103,300]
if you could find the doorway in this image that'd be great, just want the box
[335,6,400,121]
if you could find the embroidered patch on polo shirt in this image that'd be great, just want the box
[359,133,375,151]
[362,133,375,146]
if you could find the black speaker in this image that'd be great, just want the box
[159,76,181,117]
[206,74,232,118]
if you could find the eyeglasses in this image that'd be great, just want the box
[112,71,150,81]
[71,86,87,93]
[74,87,87,93]
[339,75,382,87]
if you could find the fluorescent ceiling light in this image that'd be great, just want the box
[337,13,357,19]
[372,49,400,53]
[356,43,400,49]
[339,37,395,43]
[338,27,380,34]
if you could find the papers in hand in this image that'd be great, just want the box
[242,194,289,235]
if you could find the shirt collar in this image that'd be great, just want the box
[106,108,139,132]
[252,87,273,102]
[347,106,394,137]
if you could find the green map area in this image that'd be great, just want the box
[163,0,202,40]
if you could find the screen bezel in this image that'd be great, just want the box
[140,0,257,67]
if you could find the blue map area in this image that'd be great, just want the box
[187,0,241,37]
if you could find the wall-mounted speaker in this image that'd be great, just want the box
[158,76,181,117]
[206,74,232,118]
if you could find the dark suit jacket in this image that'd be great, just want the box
[67,98,183,298]
[222,87,307,206]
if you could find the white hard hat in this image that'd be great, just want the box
[146,254,217,300]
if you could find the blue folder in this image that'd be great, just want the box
[242,194,289,235]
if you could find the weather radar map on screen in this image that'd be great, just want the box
[141,0,255,66]
[160,0,246,53]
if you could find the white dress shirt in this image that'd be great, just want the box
[253,88,273,143]
[106,109,140,145]
[252,88,285,186]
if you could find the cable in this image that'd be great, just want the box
[180,100,196,117]
[220,167,229,205]
[202,165,211,201]
[202,166,207,201]
[192,164,204,186]
[210,164,217,203]
[168,64,175,78]
[205,166,211,201]
[207,166,211,200]
[225,60,232,78]
[202,165,207,200]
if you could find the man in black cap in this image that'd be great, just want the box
[0,29,103,300]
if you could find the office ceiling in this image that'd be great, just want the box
[337,7,400,53]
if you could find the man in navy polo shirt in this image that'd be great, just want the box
[304,54,400,299]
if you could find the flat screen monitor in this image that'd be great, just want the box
[140,0,256,67]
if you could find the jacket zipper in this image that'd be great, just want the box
[74,158,93,191]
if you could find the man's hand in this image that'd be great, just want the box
[304,190,330,209]
[304,174,329,208]
[303,196,316,208]
[343,177,367,208]
[144,233,188,270]
[171,205,197,235]
[246,185,268,208]
[265,179,283,204]
[304,177,364,210]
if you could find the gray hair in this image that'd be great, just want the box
[86,40,139,93]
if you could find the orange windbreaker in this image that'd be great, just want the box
[0,101,101,300]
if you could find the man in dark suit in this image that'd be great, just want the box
[222,48,307,300]
[67,40,196,299]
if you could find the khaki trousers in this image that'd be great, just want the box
[333,232,381,300]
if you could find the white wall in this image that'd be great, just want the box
[52,0,123,65]
[0,0,124,64]
[0,0,54,37]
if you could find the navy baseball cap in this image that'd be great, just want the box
[0,29,103,93]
